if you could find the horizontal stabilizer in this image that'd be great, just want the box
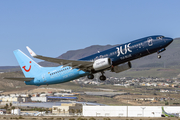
[3,77,34,81]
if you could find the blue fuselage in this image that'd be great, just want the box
[25,35,173,86]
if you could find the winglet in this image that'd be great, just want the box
[26,46,37,57]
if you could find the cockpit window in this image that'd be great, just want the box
[157,36,164,39]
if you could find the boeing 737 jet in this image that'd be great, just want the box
[4,35,173,86]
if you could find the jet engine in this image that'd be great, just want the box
[111,62,131,73]
[93,58,112,71]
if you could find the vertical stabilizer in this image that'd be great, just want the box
[162,107,166,114]
[14,49,42,77]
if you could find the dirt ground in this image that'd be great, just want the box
[0,115,179,120]
[1,87,70,95]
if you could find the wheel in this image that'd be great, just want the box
[158,55,161,59]
[99,75,106,81]
[87,74,94,79]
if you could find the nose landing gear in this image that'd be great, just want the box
[157,48,166,59]
[157,55,161,59]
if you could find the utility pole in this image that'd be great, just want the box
[126,106,128,117]
[141,107,146,117]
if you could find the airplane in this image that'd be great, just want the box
[161,106,179,117]
[4,35,173,86]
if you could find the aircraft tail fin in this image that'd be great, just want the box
[162,106,168,116]
[162,107,166,113]
[14,49,42,77]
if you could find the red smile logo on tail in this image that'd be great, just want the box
[22,61,32,72]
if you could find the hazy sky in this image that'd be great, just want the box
[1,0,180,66]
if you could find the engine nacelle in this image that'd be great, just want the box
[111,62,131,73]
[93,58,112,71]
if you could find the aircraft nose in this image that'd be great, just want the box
[166,37,173,44]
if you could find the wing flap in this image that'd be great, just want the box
[3,77,34,81]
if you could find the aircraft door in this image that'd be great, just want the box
[42,74,46,83]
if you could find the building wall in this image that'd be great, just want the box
[52,104,82,114]
[128,106,161,117]
[163,106,180,113]
[22,97,31,102]
[31,97,47,102]
[83,106,180,117]
[52,106,69,114]
[83,106,127,117]
[61,103,76,106]
[11,109,21,115]
[0,97,23,102]
[69,105,82,114]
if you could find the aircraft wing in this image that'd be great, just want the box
[26,46,93,71]
[3,77,34,81]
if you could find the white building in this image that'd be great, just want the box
[0,96,23,102]
[31,97,47,102]
[83,106,180,117]
[54,93,74,96]
[11,109,21,115]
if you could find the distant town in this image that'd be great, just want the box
[74,76,180,89]
[0,75,179,118]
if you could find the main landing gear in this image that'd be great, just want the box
[87,72,106,81]
[99,72,106,81]
[157,48,166,59]
[87,74,94,79]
